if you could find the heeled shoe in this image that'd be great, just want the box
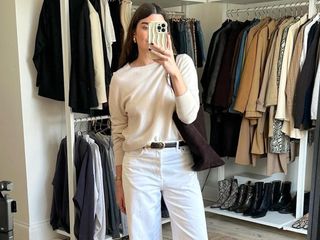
[279,194,296,214]
[292,213,309,229]
[270,180,281,207]
[251,182,272,218]
[211,179,232,208]
[229,183,249,212]
[270,181,292,211]
[243,182,264,216]
[235,184,255,213]
[221,179,238,210]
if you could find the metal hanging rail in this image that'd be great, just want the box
[226,1,309,16]
[74,115,110,123]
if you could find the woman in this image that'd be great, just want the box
[108,3,208,239]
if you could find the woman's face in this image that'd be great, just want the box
[134,14,165,53]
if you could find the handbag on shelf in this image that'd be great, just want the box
[173,105,225,171]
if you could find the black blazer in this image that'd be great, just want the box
[33,0,64,101]
[293,22,320,129]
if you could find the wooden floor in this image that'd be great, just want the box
[162,212,307,240]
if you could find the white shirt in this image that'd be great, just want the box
[109,54,199,165]
[88,0,107,109]
[100,0,116,65]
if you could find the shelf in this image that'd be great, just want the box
[205,207,295,229]
[132,0,207,8]
[208,0,284,4]
[283,219,308,235]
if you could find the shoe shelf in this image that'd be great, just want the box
[205,207,295,229]
[282,218,308,235]
[283,222,308,235]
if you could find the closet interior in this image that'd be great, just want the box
[50,0,320,239]
[203,0,318,236]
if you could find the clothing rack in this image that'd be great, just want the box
[131,5,185,17]
[74,115,110,123]
[226,1,309,16]
[204,0,318,236]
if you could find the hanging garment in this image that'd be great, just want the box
[88,0,107,110]
[69,0,99,113]
[73,135,95,239]
[233,18,271,113]
[283,21,309,139]
[203,21,234,112]
[82,135,106,240]
[50,138,69,232]
[33,0,64,101]
[229,20,259,113]
[100,0,116,65]
[91,133,121,238]
[213,21,248,109]
[293,22,320,130]
[201,20,230,106]
[195,20,206,68]
[120,0,132,45]
[310,37,320,121]
[109,0,123,71]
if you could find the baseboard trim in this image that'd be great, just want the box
[14,219,62,240]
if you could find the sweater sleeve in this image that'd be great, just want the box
[108,74,127,166]
[175,54,200,124]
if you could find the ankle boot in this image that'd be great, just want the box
[270,181,292,211]
[279,194,296,214]
[270,180,281,207]
[229,183,248,211]
[251,182,272,218]
[211,179,232,208]
[235,184,255,213]
[221,179,238,210]
[244,182,264,216]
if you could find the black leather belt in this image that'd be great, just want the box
[149,141,187,149]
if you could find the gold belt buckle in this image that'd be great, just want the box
[150,142,165,149]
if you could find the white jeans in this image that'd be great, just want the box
[122,146,208,240]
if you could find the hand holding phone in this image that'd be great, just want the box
[148,21,168,59]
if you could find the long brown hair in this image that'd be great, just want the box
[118,3,168,68]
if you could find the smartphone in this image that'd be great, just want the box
[148,21,168,59]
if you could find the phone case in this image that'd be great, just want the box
[148,21,168,59]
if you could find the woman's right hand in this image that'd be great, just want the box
[115,180,126,214]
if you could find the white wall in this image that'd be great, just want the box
[0,0,29,228]
[0,0,66,239]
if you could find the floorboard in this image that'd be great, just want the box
[162,212,307,240]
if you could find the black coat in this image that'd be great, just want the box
[33,0,64,101]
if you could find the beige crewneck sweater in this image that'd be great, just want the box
[109,54,199,165]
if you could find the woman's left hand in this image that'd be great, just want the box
[149,33,180,78]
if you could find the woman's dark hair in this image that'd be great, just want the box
[118,3,168,67]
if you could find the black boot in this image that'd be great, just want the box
[243,182,264,216]
[270,180,281,208]
[221,179,238,210]
[279,194,296,214]
[211,179,232,208]
[270,181,292,211]
[235,184,255,213]
[229,183,249,212]
[251,182,272,218]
